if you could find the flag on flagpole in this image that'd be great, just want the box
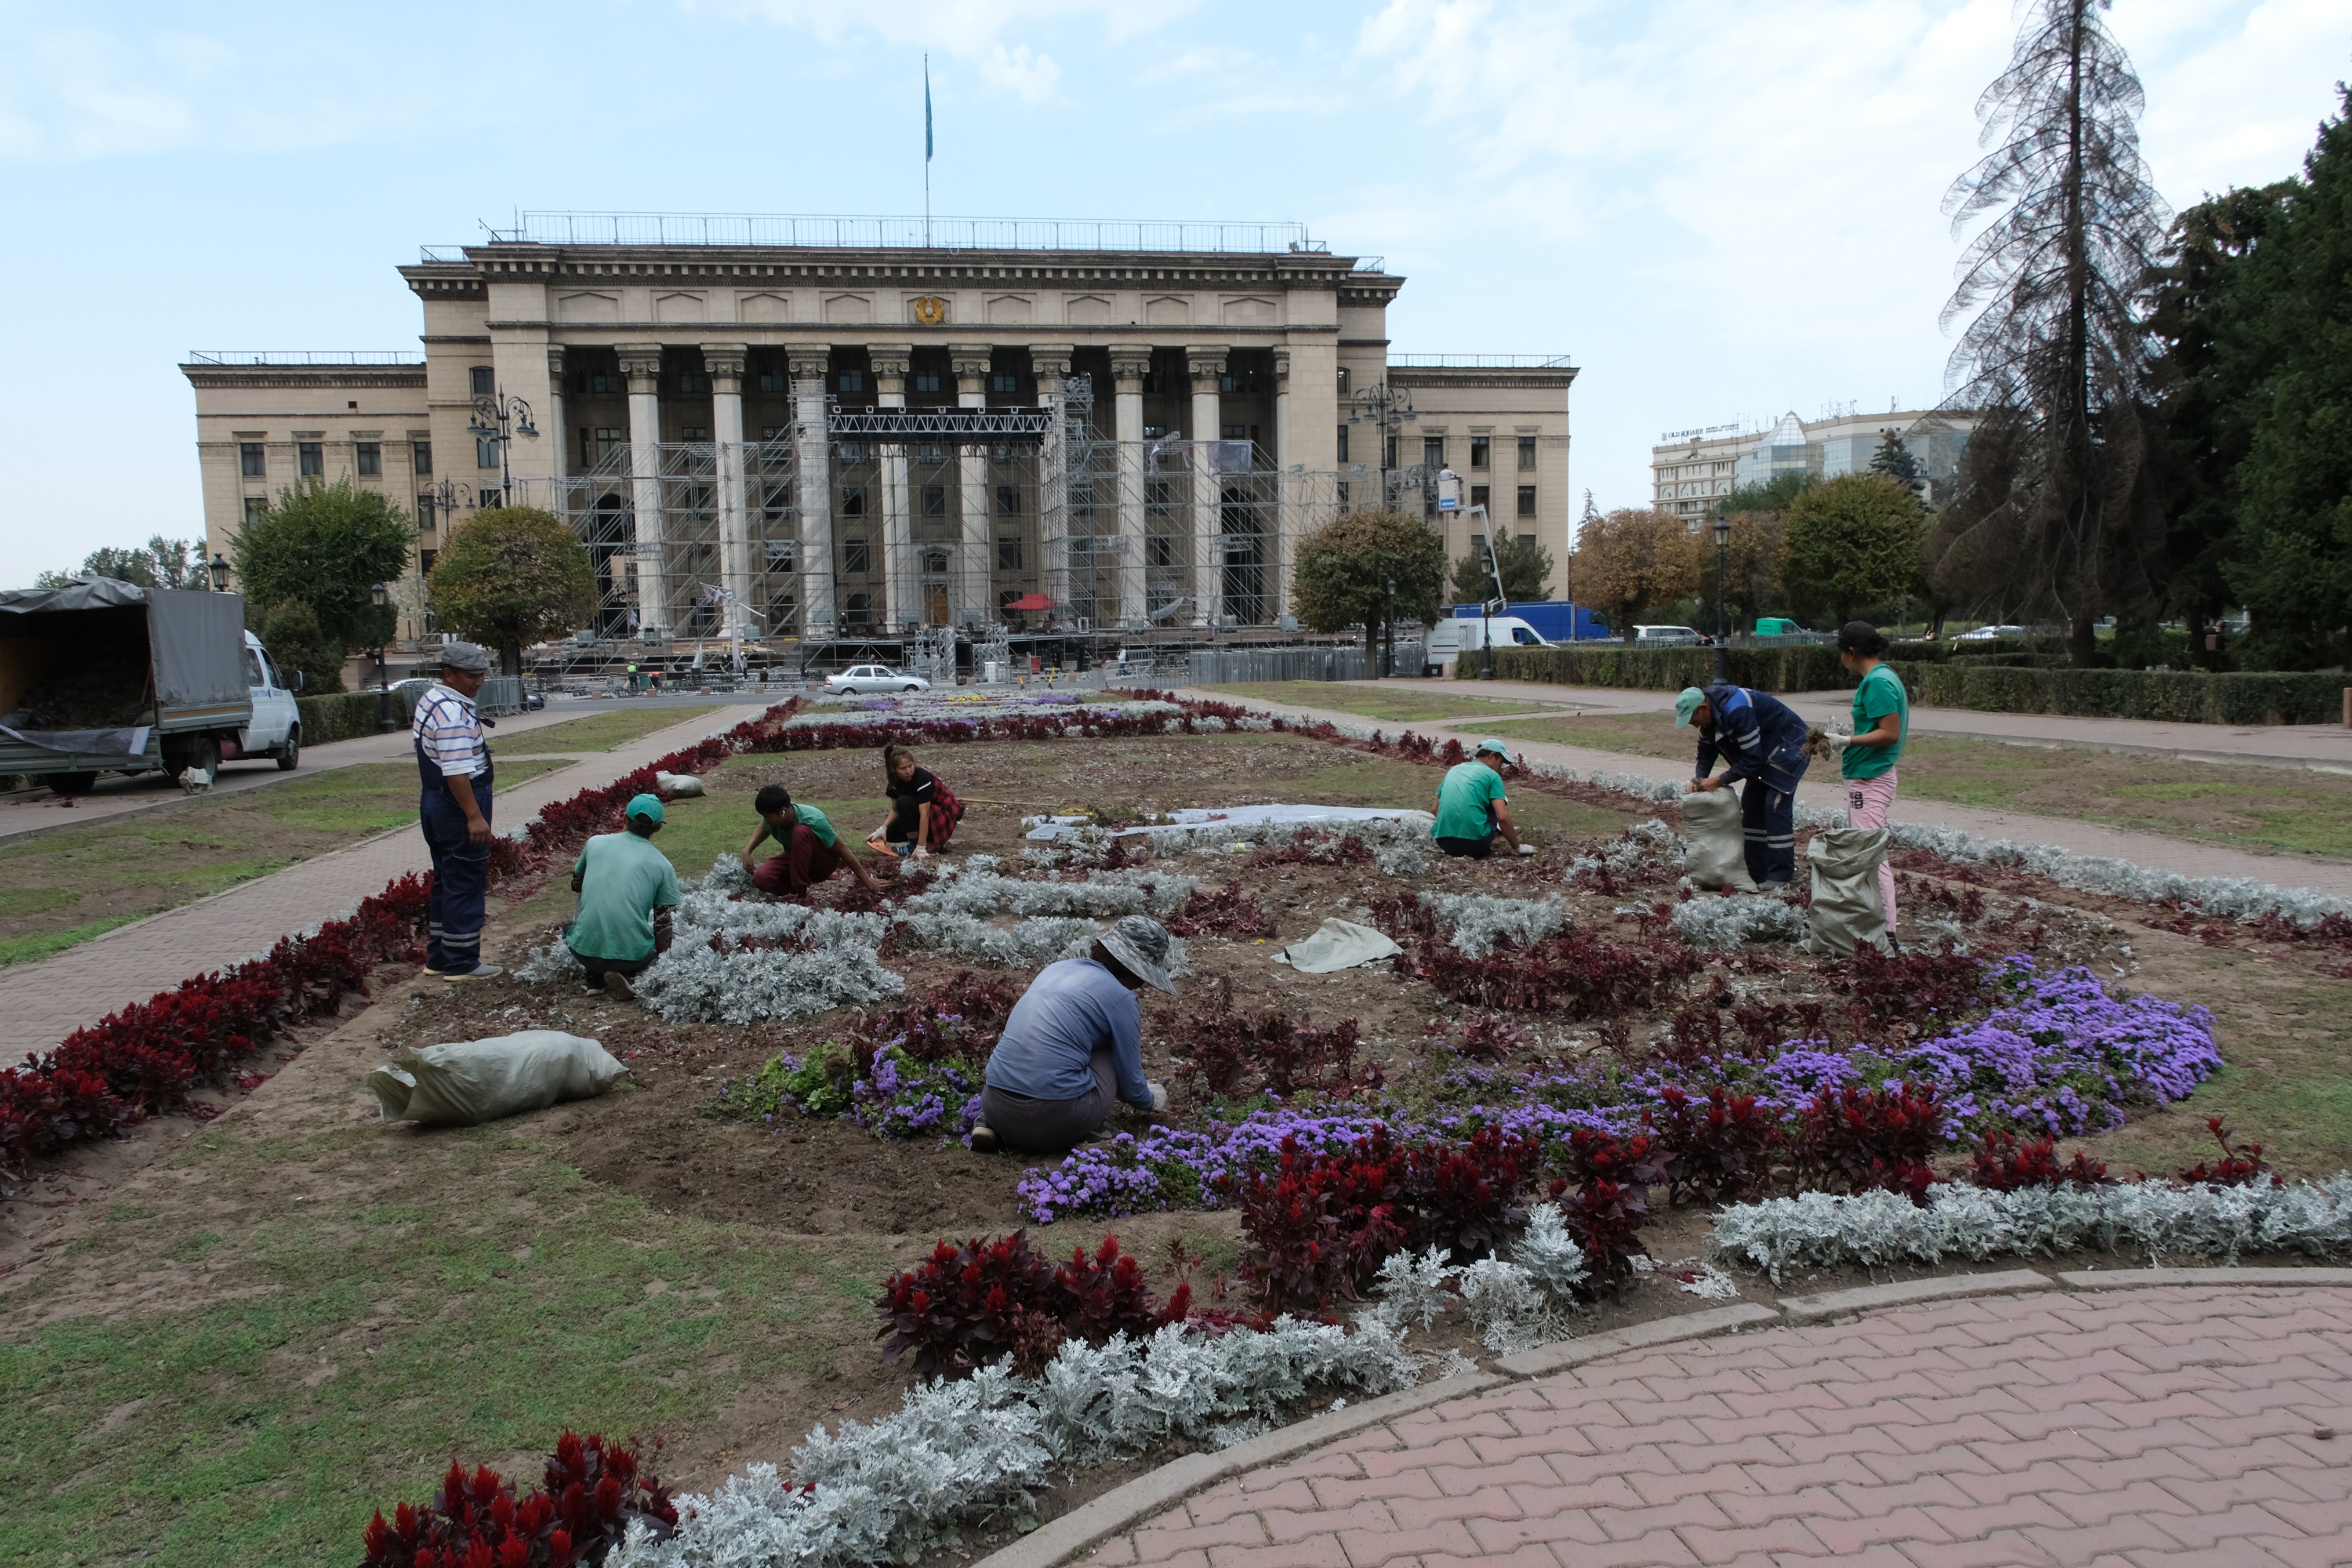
[924,56,934,162]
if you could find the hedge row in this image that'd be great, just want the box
[1472,645,2346,724]
[296,691,397,746]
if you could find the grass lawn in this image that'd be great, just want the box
[493,705,727,756]
[1200,681,1571,725]
[0,758,570,965]
[1474,714,2352,860]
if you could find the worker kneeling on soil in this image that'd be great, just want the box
[565,792,681,1001]
[741,783,880,899]
[971,915,1173,1155]
[1432,739,1535,858]
[1678,681,1812,886]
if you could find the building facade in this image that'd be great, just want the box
[184,216,1576,651]
[1651,408,1976,527]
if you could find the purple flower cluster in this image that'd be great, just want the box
[1013,959,2223,1223]
[853,1049,985,1142]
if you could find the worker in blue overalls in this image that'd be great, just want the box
[414,640,500,978]
[1676,681,1812,886]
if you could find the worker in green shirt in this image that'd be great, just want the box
[565,793,683,1000]
[1431,739,1534,859]
[743,783,881,899]
[1834,621,1910,948]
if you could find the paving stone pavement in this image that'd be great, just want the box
[1094,1287,2352,1568]
[1182,688,2352,901]
[0,706,753,1052]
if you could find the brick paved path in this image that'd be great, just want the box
[0,706,749,1050]
[1185,688,2352,901]
[1098,1287,2352,1568]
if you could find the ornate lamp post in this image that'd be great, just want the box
[1712,514,1732,681]
[371,580,395,733]
[1346,383,1417,510]
[205,553,231,591]
[421,478,474,535]
[466,387,539,507]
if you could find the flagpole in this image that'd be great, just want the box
[923,55,932,248]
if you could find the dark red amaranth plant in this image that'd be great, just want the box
[863,970,1021,1064]
[877,1232,1059,1375]
[1555,1127,1671,1287]
[360,1433,677,1568]
[1164,880,1276,938]
[1653,1083,1781,1203]
[1403,929,1704,1017]
[1248,829,1374,868]
[1965,1130,2113,1191]
[1792,1083,1942,1199]
[1830,945,1990,1041]
[1228,1131,1411,1309]
[1052,1235,1168,1340]
[1407,1127,1537,1261]
[1168,997,1378,1100]
[2179,1118,2278,1188]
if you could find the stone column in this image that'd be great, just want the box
[1030,344,1073,620]
[1271,348,1291,623]
[546,346,569,481]
[619,344,669,638]
[1187,346,1228,627]
[790,346,836,634]
[703,343,750,645]
[952,345,992,624]
[1111,350,1151,626]
[871,344,914,630]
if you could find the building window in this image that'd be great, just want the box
[1335,481,1350,509]
[916,441,945,464]
[242,496,269,527]
[838,368,865,393]
[842,538,870,573]
[1335,426,1349,463]
[678,369,710,394]
[1471,485,1491,513]
[844,591,872,625]
[470,366,494,397]
[591,371,626,394]
[681,424,710,442]
[1518,435,1537,469]
[1519,533,1537,550]
[761,424,788,443]
[764,540,796,572]
[1385,437,1398,470]
[1424,436,1445,469]
[413,440,432,475]
[1517,485,1537,518]
[1471,437,1491,469]
[299,441,323,477]
[1222,423,1247,441]
[476,437,499,470]
[418,493,437,531]
[1336,367,1351,394]
[756,370,788,394]
[355,442,382,476]
[923,548,950,574]
[841,484,867,518]
[1146,535,1174,568]
[913,370,942,394]
[594,427,625,462]
[989,371,1017,394]
[839,440,868,464]
[995,484,1021,516]
[998,535,1023,570]
[239,442,266,477]
[922,484,948,517]
[419,549,438,576]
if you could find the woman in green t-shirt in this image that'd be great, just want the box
[1835,620,1908,946]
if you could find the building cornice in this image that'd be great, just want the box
[1391,365,1580,390]
[406,244,1393,295]
[181,365,427,389]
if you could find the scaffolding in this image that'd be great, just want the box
[511,394,1353,670]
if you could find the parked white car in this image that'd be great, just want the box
[232,630,304,771]
[826,664,932,694]
[1955,624,2028,643]
[1634,624,1704,646]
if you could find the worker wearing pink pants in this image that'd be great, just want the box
[1846,771,1901,931]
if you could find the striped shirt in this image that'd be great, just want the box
[413,684,487,779]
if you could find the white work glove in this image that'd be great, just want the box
[1148,1081,1169,1112]
[1823,727,1853,757]
[1516,842,1537,856]
[912,845,931,860]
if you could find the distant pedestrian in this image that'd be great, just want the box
[1431,739,1534,858]
[1834,620,1909,948]
[565,792,681,1000]
[413,640,500,978]
[741,783,880,899]
[866,743,962,859]
[1678,681,1812,885]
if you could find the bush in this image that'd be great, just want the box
[1408,1127,1537,1261]
[1792,1083,1941,1197]
[1230,1131,1411,1309]
[1475,643,1853,692]
[877,1232,1061,1377]
[1653,1084,1780,1203]
[295,689,391,745]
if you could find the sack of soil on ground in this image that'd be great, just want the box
[6,641,154,729]
[368,1030,626,1127]
[1806,826,1889,957]
[1680,788,1759,892]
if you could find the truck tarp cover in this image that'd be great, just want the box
[0,578,249,711]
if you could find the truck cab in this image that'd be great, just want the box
[232,630,303,770]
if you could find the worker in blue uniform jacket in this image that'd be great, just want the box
[1676,681,1812,886]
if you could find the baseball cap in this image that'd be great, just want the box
[1474,738,1514,763]
[624,793,665,823]
[1675,687,1707,728]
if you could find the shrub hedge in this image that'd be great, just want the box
[1473,646,2346,724]
[296,691,396,745]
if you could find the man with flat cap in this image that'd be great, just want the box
[412,641,502,978]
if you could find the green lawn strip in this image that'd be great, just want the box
[249,758,572,835]
[0,1129,890,1568]
[0,914,146,967]
[1474,716,2352,859]
[492,705,727,756]
[1199,682,1569,725]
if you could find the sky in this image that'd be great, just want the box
[1,0,2345,578]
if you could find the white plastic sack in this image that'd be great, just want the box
[1277,918,1402,974]
[655,771,705,797]
[1679,789,1758,892]
[368,1030,626,1127]
[1023,804,1433,841]
[1806,827,1889,957]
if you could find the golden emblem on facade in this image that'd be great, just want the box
[911,295,948,326]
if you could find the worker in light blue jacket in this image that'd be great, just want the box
[1677,681,1813,885]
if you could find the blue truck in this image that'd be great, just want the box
[1451,601,1611,642]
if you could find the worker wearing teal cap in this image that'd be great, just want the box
[565,792,683,1000]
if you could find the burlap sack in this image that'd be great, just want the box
[1680,789,1759,893]
[369,1030,626,1127]
[1806,826,1890,957]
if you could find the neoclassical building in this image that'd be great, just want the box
[185,215,1575,651]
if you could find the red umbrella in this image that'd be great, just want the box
[1004,593,1054,611]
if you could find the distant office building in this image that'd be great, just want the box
[1652,408,1976,526]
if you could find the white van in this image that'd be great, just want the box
[1634,625,1704,646]
[1427,616,1553,666]
[228,629,304,770]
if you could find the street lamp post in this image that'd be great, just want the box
[466,388,539,507]
[1382,578,1396,679]
[205,553,231,592]
[1712,515,1732,683]
[371,581,394,733]
[1346,383,1417,511]
[422,478,474,536]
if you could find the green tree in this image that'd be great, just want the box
[1780,473,1930,626]
[2219,89,2352,669]
[1572,507,1700,642]
[1447,533,1555,604]
[1292,509,1447,667]
[259,599,344,694]
[426,506,597,673]
[34,536,205,590]
[231,478,414,652]
[1868,431,1925,496]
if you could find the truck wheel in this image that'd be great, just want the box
[48,772,99,796]
[276,728,302,771]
